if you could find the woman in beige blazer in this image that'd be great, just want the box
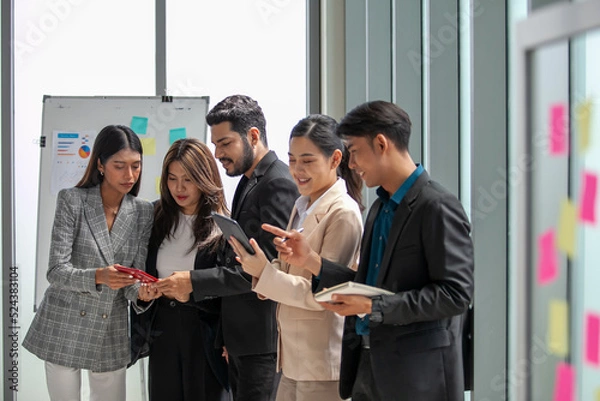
[229,114,363,401]
[24,125,157,401]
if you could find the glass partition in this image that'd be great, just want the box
[527,39,570,401]
[522,25,600,401]
[571,28,600,400]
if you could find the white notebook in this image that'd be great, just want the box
[314,281,394,303]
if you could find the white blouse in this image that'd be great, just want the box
[156,213,196,278]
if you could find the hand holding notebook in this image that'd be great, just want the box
[314,281,394,303]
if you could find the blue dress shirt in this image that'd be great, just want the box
[356,164,424,335]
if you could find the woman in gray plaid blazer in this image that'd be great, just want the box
[23,125,156,401]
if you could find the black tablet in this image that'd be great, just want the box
[211,212,255,255]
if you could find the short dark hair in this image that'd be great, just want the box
[206,95,268,146]
[76,125,143,196]
[337,101,412,151]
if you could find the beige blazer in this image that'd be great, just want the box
[253,178,362,381]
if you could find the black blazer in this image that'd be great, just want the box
[190,151,299,356]
[317,171,474,401]
[130,242,229,390]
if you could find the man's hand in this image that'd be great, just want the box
[261,224,322,276]
[152,271,193,302]
[318,294,373,317]
[222,346,229,364]
[228,236,268,278]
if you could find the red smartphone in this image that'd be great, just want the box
[114,264,158,283]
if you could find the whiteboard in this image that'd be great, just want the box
[34,96,210,310]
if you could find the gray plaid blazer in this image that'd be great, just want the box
[23,185,153,372]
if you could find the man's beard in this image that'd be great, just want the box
[226,137,255,177]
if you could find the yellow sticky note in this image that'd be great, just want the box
[140,138,156,156]
[155,177,161,195]
[595,388,600,401]
[557,198,577,259]
[576,99,592,153]
[548,299,569,357]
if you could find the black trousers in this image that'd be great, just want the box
[228,352,280,401]
[351,348,382,401]
[148,299,228,401]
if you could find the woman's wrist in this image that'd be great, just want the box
[95,267,105,285]
[308,251,322,276]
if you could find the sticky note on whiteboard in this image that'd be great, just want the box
[155,176,161,195]
[140,138,156,156]
[131,116,149,135]
[169,128,187,144]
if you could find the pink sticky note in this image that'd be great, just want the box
[538,229,558,285]
[553,362,575,401]
[586,313,600,366]
[580,172,598,224]
[550,104,569,155]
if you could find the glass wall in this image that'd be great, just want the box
[14,1,305,400]
[513,2,600,399]
[571,28,600,400]
[165,0,306,203]
[526,29,600,399]
[527,39,570,401]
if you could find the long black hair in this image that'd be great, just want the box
[76,125,143,196]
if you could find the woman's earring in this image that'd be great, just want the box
[100,171,104,176]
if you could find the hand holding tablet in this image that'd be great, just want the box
[211,212,255,255]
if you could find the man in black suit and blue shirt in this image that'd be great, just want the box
[264,100,474,401]
[155,95,298,400]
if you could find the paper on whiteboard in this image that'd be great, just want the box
[51,130,96,195]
